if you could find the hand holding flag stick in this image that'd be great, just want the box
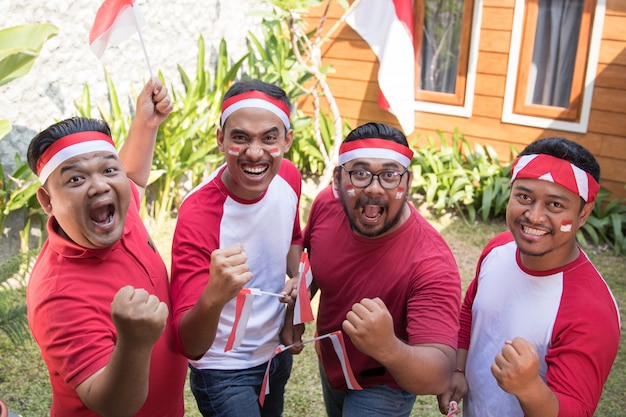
[89,0,154,79]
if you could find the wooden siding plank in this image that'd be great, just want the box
[479,29,512,54]
[472,94,505,118]
[600,135,626,161]
[602,15,626,42]
[606,0,626,16]
[588,109,626,137]
[474,73,507,97]
[483,0,515,8]
[322,57,378,82]
[481,6,515,31]
[591,87,626,112]
[476,51,509,75]
[594,63,626,89]
[598,40,626,65]
[596,156,626,184]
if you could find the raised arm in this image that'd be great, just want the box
[119,78,173,197]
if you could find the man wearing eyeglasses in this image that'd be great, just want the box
[302,122,462,417]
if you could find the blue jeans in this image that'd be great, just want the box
[190,351,293,417]
[319,362,416,417]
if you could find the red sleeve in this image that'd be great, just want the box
[169,189,223,357]
[547,262,621,417]
[279,159,303,246]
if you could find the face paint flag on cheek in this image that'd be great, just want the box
[228,145,241,156]
[561,220,573,232]
[396,186,405,199]
[269,147,281,158]
[346,185,355,197]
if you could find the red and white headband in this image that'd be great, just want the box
[338,138,414,168]
[221,90,291,130]
[36,131,117,184]
[511,153,600,202]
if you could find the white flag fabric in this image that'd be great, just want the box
[345,0,415,135]
[89,0,146,59]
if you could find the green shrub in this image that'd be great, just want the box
[578,188,626,256]
[410,129,512,224]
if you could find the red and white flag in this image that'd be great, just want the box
[345,0,415,135]
[224,288,256,352]
[293,250,314,325]
[259,331,361,406]
[328,331,362,390]
[89,0,146,59]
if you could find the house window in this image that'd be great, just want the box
[502,0,605,133]
[414,0,475,107]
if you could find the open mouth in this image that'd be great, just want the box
[361,204,384,223]
[90,204,115,227]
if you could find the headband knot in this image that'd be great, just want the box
[338,138,414,168]
[221,90,291,130]
[511,153,599,202]
[36,131,117,184]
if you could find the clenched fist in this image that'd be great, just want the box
[111,285,168,349]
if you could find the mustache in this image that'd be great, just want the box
[354,196,387,210]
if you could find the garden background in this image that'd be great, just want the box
[1,0,624,416]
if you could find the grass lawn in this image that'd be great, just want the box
[1,209,624,416]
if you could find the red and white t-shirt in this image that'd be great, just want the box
[459,232,621,417]
[170,160,302,369]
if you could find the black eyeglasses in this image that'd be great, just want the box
[340,165,408,190]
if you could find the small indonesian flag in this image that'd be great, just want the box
[259,331,361,406]
[294,250,315,325]
[259,345,285,407]
[224,288,256,352]
[329,331,362,390]
[224,288,284,352]
[89,0,146,59]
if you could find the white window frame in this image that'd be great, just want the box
[501,0,606,133]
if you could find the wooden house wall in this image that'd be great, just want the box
[301,0,626,198]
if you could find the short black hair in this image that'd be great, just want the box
[27,117,111,175]
[518,137,600,182]
[343,122,409,147]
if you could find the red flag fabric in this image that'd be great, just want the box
[293,250,314,325]
[89,0,145,59]
[329,331,363,390]
[345,0,415,135]
[224,288,256,352]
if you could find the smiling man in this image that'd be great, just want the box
[170,79,303,417]
[302,122,461,417]
[438,137,621,417]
